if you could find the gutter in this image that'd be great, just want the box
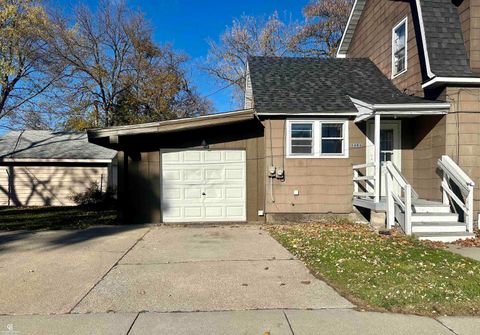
[0,158,113,164]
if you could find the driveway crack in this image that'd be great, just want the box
[283,310,295,335]
[68,228,152,313]
[126,312,141,335]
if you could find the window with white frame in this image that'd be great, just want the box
[287,120,348,158]
[392,17,407,77]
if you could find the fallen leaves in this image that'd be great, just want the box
[267,222,480,316]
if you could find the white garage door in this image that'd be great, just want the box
[161,150,246,223]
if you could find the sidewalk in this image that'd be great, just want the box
[1,309,479,335]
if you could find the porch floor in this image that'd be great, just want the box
[353,197,446,212]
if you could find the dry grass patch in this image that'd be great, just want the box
[267,222,480,316]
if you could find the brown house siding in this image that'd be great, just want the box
[262,118,365,215]
[117,120,265,224]
[445,87,480,217]
[347,0,424,96]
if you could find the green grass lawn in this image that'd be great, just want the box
[0,206,118,230]
[268,222,480,316]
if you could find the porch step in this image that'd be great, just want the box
[412,222,467,233]
[415,232,476,243]
[411,212,459,223]
[413,203,451,214]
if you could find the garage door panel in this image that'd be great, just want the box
[204,151,222,162]
[161,150,246,223]
[184,187,203,200]
[184,206,203,218]
[225,151,244,162]
[163,188,182,201]
[225,187,244,200]
[225,168,244,181]
[226,207,245,217]
[205,206,223,219]
[184,151,202,162]
[205,168,223,181]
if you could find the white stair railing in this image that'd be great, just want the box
[353,162,376,199]
[385,161,417,235]
[438,155,475,233]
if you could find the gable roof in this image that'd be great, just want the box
[247,56,446,115]
[0,130,117,162]
[338,0,480,84]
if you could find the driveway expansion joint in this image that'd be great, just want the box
[68,228,152,314]
[435,318,461,335]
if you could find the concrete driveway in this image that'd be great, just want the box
[0,225,351,315]
[1,225,479,335]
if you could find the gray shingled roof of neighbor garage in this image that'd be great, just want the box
[0,130,117,161]
[247,56,447,115]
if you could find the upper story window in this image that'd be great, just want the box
[392,17,408,78]
[286,120,349,158]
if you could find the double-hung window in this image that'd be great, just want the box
[287,120,348,158]
[392,17,408,78]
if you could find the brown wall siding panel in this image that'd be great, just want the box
[263,118,365,214]
[444,87,480,217]
[347,0,424,96]
[411,115,446,201]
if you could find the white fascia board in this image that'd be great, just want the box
[376,110,448,115]
[0,158,113,163]
[336,0,363,58]
[422,76,480,88]
[415,0,435,78]
[373,102,451,110]
[88,109,254,138]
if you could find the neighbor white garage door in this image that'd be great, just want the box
[161,150,246,223]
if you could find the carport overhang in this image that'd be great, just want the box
[87,109,257,150]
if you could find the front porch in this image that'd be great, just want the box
[349,98,476,242]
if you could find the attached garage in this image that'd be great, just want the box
[161,150,246,223]
[87,109,265,224]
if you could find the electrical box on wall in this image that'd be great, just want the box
[258,210,264,216]
[293,190,299,196]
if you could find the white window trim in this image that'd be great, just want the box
[391,17,408,79]
[286,119,349,159]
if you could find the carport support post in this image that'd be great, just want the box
[374,113,381,203]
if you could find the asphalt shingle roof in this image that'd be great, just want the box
[0,130,117,161]
[248,56,444,114]
[420,0,474,77]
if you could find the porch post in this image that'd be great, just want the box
[374,113,381,203]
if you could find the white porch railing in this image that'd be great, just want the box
[385,161,417,235]
[438,155,475,233]
[353,162,376,199]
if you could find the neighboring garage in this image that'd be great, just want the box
[0,131,117,206]
[87,109,265,224]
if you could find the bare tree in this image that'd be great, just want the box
[0,0,63,124]
[46,1,210,129]
[291,0,353,57]
[204,12,298,104]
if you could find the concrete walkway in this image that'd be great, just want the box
[0,310,479,335]
[0,225,479,334]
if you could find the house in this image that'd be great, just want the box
[87,0,480,242]
[0,130,117,206]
